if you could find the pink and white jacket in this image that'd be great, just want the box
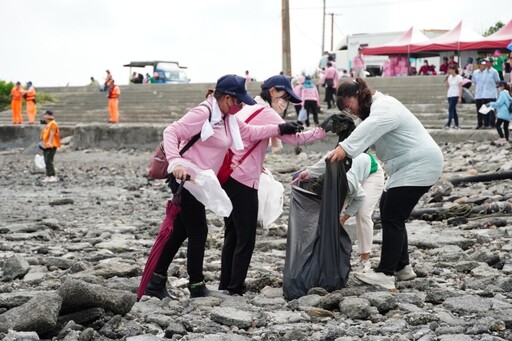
[230,96,326,189]
[163,96,282,177]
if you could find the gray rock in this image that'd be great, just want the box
[405,312,440,326]
[164,321,187,338]
[46,257,75,270]
[3,330,40,341]
[316,292,344,311]
[58,307,105,325]
[442,295,492,315]
[339,297,371,320]
[209,307,257,329]
[2,255,30,281]
[0,292,62,333]
[360,291,397,314]
[57,278,136,315]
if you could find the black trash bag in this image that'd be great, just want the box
[283,159,352,300]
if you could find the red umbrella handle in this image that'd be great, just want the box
[172,175,190,204]
[175,178,186,197]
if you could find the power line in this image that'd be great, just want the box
[289,18,322,48]
[290,0,429,10]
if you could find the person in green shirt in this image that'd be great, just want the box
[492,50,505,81]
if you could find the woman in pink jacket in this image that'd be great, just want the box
[301,76,321,127]
[219,75,329,296]
[145,75,303,299]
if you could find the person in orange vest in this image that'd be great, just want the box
[40,110,61,183]
[107,79,120,123]
[10,81,24,124]
[24,81,37,124]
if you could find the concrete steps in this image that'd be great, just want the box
[0,76,479,128]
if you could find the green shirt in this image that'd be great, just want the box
[493,56,504,72]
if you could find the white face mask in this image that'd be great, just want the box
[272,98,289,114]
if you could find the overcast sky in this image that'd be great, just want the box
[0,0,510,86]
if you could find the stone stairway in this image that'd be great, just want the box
[0,76,480,129]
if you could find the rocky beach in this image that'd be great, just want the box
[1,138,512,341]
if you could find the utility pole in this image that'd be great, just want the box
[327,12,342,51]
[329,13,334,51]
[282,0,292,76]
[321,0,326,54]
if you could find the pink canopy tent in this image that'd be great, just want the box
[410,21,484,53]
[363,26,430,55]
[467,19,512,50]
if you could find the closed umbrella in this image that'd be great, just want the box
[137,179,186,301]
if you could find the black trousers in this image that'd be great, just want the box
[43,147,57,176]
[496,118,510,140]
[293,104,302,120]
[304,100,319,126]
[475,98,496,128]
[219,177,258,294]
[376,186,431,276]
[154,182,208,284]
[325,85,336,109]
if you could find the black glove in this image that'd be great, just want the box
[318,115,335,132]
[278,121,304,135]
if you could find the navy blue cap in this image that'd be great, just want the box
[261,75,302,103]
[215,75,256,105]
[44,110,54,116]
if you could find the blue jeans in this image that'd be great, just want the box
[447,97,459,127]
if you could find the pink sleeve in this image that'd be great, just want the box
[334,70,340,88]
[163,106,209,162]
[315,88,320,106]
[244,108,326,146]
[279,126,326,145]
[237,116,280,142]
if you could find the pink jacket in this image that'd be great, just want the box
[230,97,326,189]
[352,54,365,69]
[320,66,339,88]
[163,97,281,176]
[301,87,320,106]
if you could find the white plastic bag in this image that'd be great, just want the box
[34,154,45,169]
[298,107,307,122]
[181,168,233,217]
[258,169,284,229]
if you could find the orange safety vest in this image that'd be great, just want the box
[108,85,120,99]
[10,86,23,100]
[25,87,36,101]
[41,120,61,148]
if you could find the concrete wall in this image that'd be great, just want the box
[0,125,74,150]
[0,124,497,152]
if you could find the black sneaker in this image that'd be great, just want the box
[188,281,210,298]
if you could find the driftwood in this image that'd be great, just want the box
[449,171,512,186]
[373,202,512,222]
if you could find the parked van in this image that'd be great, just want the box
[123,61,190,84]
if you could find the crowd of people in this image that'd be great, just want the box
[135,71,445,300]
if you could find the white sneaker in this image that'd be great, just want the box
[360,260,372,272]
[351,259,372,273]
[496,138,507,145]
[394,264,417,281]
[45,176,59,183]
[42,177,52,183]
[353,270,396,290]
